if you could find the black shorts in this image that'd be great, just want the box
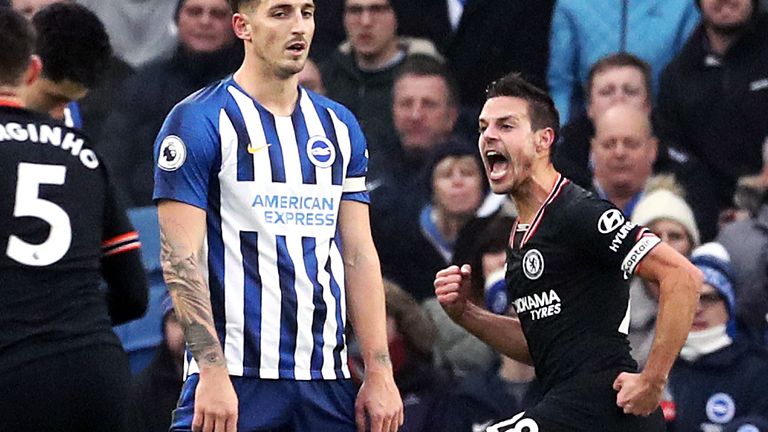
[0,344,133,432]
[487,369,665,432]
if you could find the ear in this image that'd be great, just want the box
[232,13,252,41]
[535,127,556,153]
[25,55,42,86]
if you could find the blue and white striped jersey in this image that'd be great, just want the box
[153,76,369,381]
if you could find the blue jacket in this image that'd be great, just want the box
[669,339,768,431]
[547,0,699,124]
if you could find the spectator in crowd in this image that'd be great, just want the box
[18,1,112,125]
[718,163,768,339]
[13,0,134,138]
[548,0,699,124]
[669,242,768,431]
[131,295,184,432]
[0,8,147,430]
[629,176,700,365]
[424,215,515,377]
[654,0,768,214]
[391,0,554,112]
[554,53,719,240]
[99,0,241,207]
[297,57,325,95]
[553,53,653,189]
[350,280,452,432]
[590,104,658,216]
[369,57,462,288]
[75,0,179,68]
[379,141,486,302]
[320,0,442,166]
[365,54,458,186]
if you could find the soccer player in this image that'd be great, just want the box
[17,1,112,127]
[434,74,702,432]
[153,1,403,431]
[0,7,148,432]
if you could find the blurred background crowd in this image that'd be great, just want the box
[3,0,768,430]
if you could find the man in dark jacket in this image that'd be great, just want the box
[654,0,768,211]
[98,0,241,207]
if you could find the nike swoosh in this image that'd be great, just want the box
[247,143,271,154]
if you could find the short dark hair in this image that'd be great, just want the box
[0,7,35,86]
[395,54,460,107]
[586,53,652,102]
[486,72,560,137]
[32,2,112,88]
[228,0,260,12]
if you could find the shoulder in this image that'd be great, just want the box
[162,79,231,128]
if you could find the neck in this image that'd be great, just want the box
[511,163,559,224]
[233,55,300,116]
[705,26,741,56]
[355,42,400,70]
[0,88,24,107]
[433,208,471,242]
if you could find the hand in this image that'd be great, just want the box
[613,371,665,417]
[355,369,403,432]
[193,368,239,432]
[434,264,473,323]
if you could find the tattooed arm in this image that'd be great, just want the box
[158,200,238,432]
[337,201,403,432]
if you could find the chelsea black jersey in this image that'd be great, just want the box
[506,175,661,393]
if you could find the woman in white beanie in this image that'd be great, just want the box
[628,176,701,366]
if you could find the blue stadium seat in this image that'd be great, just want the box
[113,205,167,374]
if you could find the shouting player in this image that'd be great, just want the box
[434,74,701,432]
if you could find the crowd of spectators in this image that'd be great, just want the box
[4,0,768,430]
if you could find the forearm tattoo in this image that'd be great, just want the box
[374,351,392,366]
[160,230,225,368]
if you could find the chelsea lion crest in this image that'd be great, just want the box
[523,249,544,280]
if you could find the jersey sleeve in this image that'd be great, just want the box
[340,109,369,204]
[564,197,661,279]
[153,103,218,209]
[101,166,140,257]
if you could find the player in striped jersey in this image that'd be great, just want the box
[0,8,148,431]
[154,1,403,431]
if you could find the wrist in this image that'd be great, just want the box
[199,364,230,379]
[640,370,668,389]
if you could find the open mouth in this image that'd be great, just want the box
[485,150,509,180]
[287,42,306,54]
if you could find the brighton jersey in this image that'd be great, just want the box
[506,175,661,393]
[154,77,369,380]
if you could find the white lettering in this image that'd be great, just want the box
[0,123,95,169]
[6,123,28,141]
[609,221,637,253]
[60,133,84,157]
[79,149,99,169]
[621,237,661,279]
[39,124,62,146]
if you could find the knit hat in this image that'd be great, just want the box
[632,177,700,247]
[690,242,736,317]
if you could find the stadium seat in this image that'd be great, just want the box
[113,205,167,374]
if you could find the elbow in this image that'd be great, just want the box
[109,282,149,325]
